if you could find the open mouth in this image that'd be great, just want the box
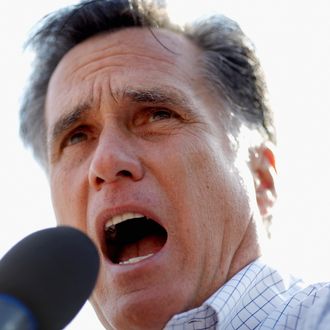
[104,213,167,265]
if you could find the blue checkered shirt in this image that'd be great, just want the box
[164,258,330,329]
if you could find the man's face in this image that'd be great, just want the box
[45,28,260,329]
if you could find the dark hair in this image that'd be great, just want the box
[19,0,275,167]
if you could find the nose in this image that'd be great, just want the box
[88,130,144,190]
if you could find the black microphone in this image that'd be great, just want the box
[0,226,100,330]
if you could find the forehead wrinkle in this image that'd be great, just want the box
[78,52,178,84]
[65,37,181,84]
[62,34,190,87]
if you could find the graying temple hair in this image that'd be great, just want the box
[19,0,275,168]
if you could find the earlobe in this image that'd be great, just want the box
[249,143,277,219]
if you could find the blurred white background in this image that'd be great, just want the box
[0,1,329,328]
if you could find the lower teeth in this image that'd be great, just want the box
[119,253,154,265]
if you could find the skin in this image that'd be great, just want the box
[45,28,275,329]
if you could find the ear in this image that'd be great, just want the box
[249,143,277,219]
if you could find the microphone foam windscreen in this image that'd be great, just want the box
[0,226,100,329]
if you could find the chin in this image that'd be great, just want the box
[92,282,188,330]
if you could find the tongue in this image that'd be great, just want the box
[118,234,165,263]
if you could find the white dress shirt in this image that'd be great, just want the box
[165,258,330,329]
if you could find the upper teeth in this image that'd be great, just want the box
[105,212,145,230]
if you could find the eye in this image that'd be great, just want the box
[132,107,182,129]
[68,131,88,145]
[62,128,89,148]
[148,109,175,122]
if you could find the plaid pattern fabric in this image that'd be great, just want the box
[165,259,330,329]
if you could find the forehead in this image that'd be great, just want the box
[47,27,202,95]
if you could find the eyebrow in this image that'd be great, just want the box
[48,86,195,146]
[123,87,193,109]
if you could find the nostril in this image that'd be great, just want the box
[118,170,132,177]
[95,177,104,185]
[93,170,133,188]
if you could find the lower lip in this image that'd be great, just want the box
[104,242,168,274]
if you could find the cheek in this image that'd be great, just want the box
[50,166,88,230]
[176,138,253,232]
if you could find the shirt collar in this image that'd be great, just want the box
[165,258,303,329]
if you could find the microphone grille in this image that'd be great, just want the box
[0,226,100,330]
